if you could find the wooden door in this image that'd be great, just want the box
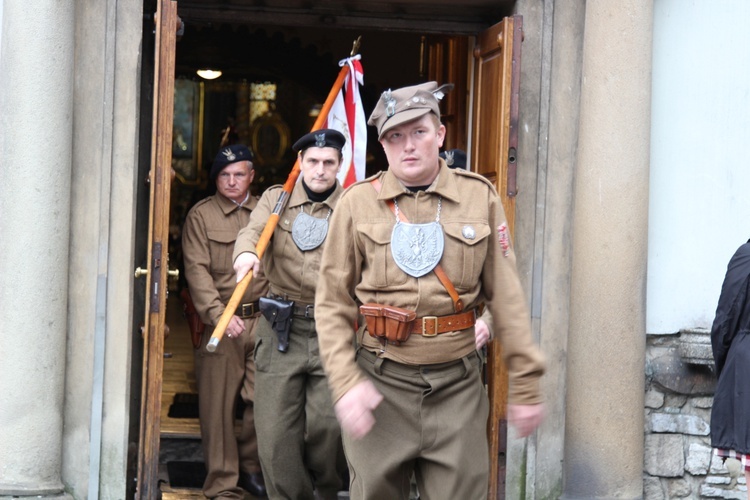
[135,1,178,498]
[424,35,470,152]
[470,15,523,500]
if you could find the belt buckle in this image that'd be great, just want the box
[304,304,314,319]
[241,303,256,317]
[422,316,438,337]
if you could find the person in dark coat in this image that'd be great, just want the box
[710,237,750,495]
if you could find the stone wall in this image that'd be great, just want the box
[644,329,747,498]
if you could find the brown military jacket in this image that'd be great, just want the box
[315,161,545,405]
[233,182,343,303]
[182,193,269,325]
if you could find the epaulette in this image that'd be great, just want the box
[190,196,213,210]
[451,168,498,193]
[341,171,385,196]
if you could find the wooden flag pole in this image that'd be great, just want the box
[207,37,361,352]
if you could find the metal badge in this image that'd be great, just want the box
[292,210,330,251]
[222,147,236,161]
[462,225,476,240]
[444,150,455,166]
[383,89,396,117]
[391,222,445,278]
[314,132,326,148]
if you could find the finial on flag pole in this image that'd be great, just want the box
[351,36,362,57]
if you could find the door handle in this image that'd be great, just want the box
[134,267,178,278]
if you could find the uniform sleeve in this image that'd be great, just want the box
[482,192,545,405]
[182,207,225,326]
[315,192,369,402]
[233,187,278,261]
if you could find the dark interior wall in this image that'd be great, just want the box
[174,23,428,190]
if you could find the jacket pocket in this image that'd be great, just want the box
[207,229,238,275]
[441,222,491,290]
[356,222,408,287]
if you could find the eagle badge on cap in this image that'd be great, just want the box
[222,148,237,161]
[444,150,455,166]
[315,132,326,147]
[383,89,397,117]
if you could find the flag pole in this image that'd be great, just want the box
[207,37,362,352]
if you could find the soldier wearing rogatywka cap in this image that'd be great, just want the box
[232,129,348,499]
[315,83,546,499]
[182,143,269,498]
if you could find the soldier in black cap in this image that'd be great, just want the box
[182,144,269,498]
[232,129,347,499]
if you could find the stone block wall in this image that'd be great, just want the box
[644,329,747,498]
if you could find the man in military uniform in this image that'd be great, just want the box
[315,82,546,499]
[233,129,347,500]
[182,144,268,499]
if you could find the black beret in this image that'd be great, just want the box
[210,144,254,180]
[440,149,467,170]
[292,129,346,153]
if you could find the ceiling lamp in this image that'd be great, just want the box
[196,69,222,80]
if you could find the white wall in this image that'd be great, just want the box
[647,0,750,334]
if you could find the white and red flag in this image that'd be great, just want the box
[326,55,366,188]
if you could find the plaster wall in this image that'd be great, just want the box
[647,0,750,334]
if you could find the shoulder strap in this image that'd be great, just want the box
[370,178,463,313]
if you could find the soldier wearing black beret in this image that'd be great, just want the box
[209,144,255,181]
[232,128,347,499]
[182,142,269,498]
[292,128,346,154]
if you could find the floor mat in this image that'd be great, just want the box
[166,460,207,489]
[167,392,247,419]
[168,393,200,419]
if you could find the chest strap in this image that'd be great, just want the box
[370,178,463,313]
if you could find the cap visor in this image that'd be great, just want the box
[378,108,432,139]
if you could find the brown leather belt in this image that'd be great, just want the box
[238,301,261,319]
[413,309,477,336]
[293,302,315,319]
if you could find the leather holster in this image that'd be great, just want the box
[259,296,294,352]
[360,303,416,346]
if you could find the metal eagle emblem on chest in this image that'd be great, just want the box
[391,221,445,278]
[292,211,329,251]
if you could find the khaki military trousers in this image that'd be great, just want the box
[254,315,345,500]
[343,348,489,500]
[195,316,261,499]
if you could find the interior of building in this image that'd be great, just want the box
[143,1,515,496]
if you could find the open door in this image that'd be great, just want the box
[470,15,523,500]
[135,1,179,498]
[427,16,522,499]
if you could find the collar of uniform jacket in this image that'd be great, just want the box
[216,192,258,215]
[378,158,461,203]
[287,179,344,210]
